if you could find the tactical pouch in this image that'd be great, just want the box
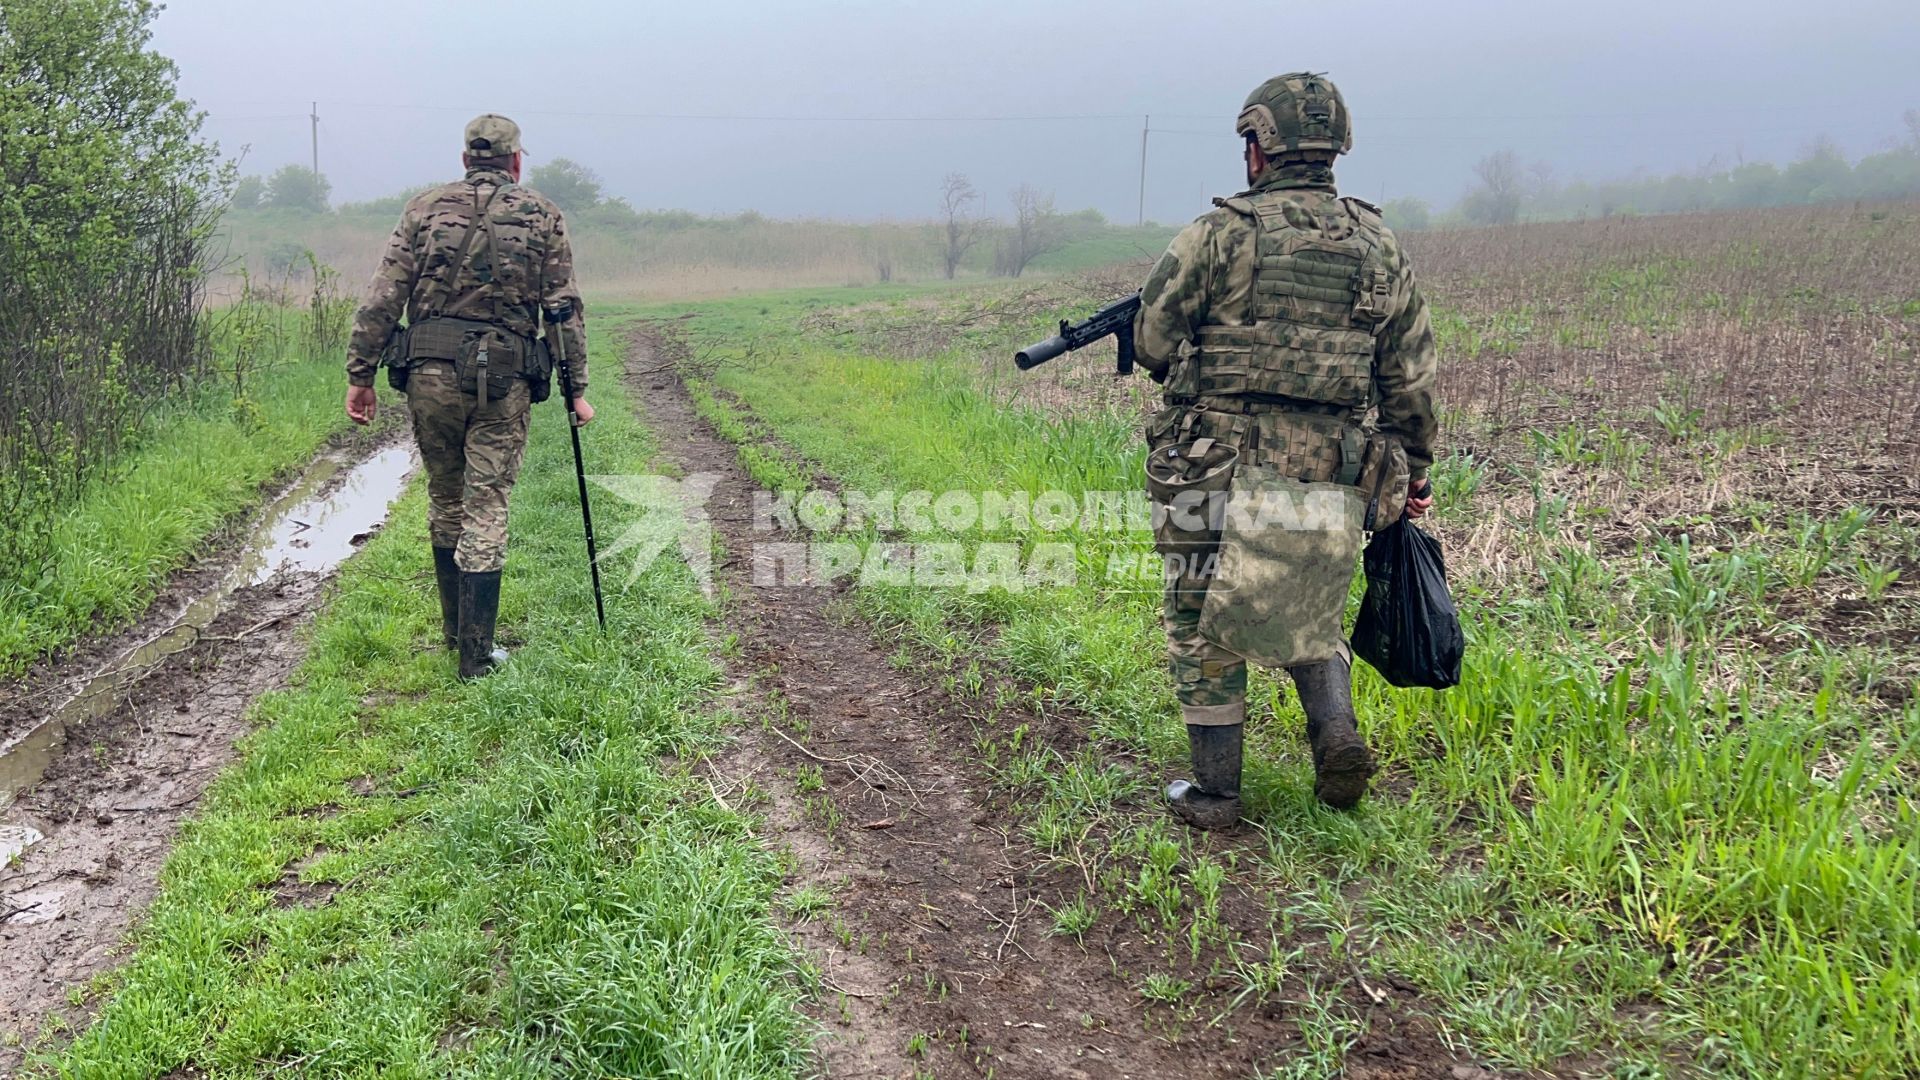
[1146,438,1240,599]
[406,317,534,402]
[1198,464,1364,668]
[1356,433,1411,532]
[454,327,525,402]
[525,337,554,404]
[381,327,411,392]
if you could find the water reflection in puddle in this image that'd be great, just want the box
[0,444,416,819]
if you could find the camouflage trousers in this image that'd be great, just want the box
[1146,399,1359,724]
[405,361,532,573]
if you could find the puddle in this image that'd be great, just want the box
[0,444,416,814]
[1,823,43,866]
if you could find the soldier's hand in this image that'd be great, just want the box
[570,397,595,427]
[346,385,378,426]
[1404,479,1434,520]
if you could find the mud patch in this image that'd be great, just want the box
[0,439,414,1069]
[630,325,1321,1080]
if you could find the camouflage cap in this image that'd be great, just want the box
[1236,73,1352,158]
[464,113,522,157]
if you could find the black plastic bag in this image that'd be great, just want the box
[1351,518,1465,689]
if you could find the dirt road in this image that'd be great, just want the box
[626,323,1466,1079]
[0,440,413,1070]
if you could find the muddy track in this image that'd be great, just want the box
[0,435,414,1071]
[628,324,1473,1080]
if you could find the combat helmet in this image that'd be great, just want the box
[1235,72,1352,158]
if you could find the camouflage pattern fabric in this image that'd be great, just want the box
[1135,155,1439,717]
[464,113,523,156]
[346,158,586,576]
[1134,161,1437,479]
[346,165,586,390]
[1197,467,1364,669]
[1236,72,1353,158]
[405,362,530,573]
[1146,404,1359,715]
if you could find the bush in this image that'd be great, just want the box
[0,0,223,588]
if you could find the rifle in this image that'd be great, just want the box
[1013,292,1141,375]
[543,301,606,630]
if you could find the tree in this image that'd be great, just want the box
[1463,150,1523,225]
[528,158,603,213]
[995,184,1066,278]
[230,174,264,210]
[1904,108,1920,152]
[1381,197,1430,231]
[939,172,981,280]
[0,0,223,581]
[1781,135,1851,203]
[263,164,330,212]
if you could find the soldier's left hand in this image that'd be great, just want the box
[1403,479,1434,520]
[570,398,595,427]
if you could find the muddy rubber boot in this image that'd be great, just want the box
[457,570,508,681]
[1289,651,1376,810]
[1166,702,1245,830]
[432,546,460,651]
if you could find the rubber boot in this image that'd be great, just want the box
[432,546,460,651]
[1289,650,1376,809]
[1166,702,1245,830]
[457,570,509,680]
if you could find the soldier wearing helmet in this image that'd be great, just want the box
[345,114,593,680]
[1135,73,1438,828]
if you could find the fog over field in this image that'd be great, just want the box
[157,0,1920,221]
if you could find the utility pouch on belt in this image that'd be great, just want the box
[1355,433,1411,533]
[380,326,410,391]
[525,336,554,404]
[403,317,532,402]
[1146,438,1240,598]
[1198,464,1365,668]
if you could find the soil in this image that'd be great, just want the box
[0,434,410,1073]
[627,323,1477,1079]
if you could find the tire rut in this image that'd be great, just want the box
[0,434,414,1070]
[627,324,1290,1080]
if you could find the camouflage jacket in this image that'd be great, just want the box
[346,166,588,390]
[1134,163,1438,478]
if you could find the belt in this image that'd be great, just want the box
[1164,394,1360,420]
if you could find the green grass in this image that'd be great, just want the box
[646,286,1920,1079]
[25,321,812,1078]
[0,355,355,676]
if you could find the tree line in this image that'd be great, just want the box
[1385,113,1920,230]
[229,156,1107,281]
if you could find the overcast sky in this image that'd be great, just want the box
[155,0,1920,223]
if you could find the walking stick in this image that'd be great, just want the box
[543,301,606,629]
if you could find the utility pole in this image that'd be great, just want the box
[310,101,320,176]
[1137,114,1149,227]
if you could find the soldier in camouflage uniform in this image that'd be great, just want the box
[1135,74,1438,828]
[345,114,592,680]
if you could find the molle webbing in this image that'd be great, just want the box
[1179,191,1387,408]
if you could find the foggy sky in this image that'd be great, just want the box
[155,0,1920,224]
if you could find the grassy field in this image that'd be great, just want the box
[629,200,1920,1077]
[16,201,1917,1078]
[214,206,1178,303]
[23,321,814,1077]
[0,343,356,678]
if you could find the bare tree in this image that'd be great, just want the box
[996,184,1066,278]
[1465,150,1524,225]
[939,172,981,280]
